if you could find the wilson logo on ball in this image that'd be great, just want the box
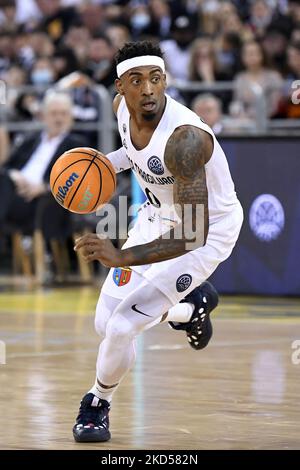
[55,172,79,205]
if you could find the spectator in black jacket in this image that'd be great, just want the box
[0,91,87,241]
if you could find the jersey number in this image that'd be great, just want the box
[145,187,161,208]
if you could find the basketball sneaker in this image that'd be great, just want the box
[169,281,219,350]
[73,393,111,442]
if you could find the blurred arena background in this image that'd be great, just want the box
[0,0,299,450]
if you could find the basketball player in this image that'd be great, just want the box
[73,41,243,442]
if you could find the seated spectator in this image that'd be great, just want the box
[289,0,300,30]
[232,39,283,120]
[215,32,243,81]
[0,0,18,33]
[78,1,107,36]
[0,0,40,28]
[14,92,41,121]
[0,125,9,166]
[35,0,80,44]
[249,0,274,38]
[127,3,153,40]
[192,92,257,135]
[84,33,116,88]
[192,93,224,134]
[262,27,289,75]
[287,40,300,81]
[278,40,300,118]
[189,37,219,84]
[291,27,300,42]
[126,0,171,41]
[161,15,198,81]
[148,0,172,40]
[0,31,15,75]
[220,12,254,41]
[106,24,131,53]
[2,63,28,119]
[56,71,101,148]
[64,22,91,67]
[30,56,57,87]
[0,92,86,245]
[52,45,80,80]
[188,36,233,111]
[28,29,55,60]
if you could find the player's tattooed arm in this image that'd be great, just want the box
[74,126,213,267]
[118,125,213,266]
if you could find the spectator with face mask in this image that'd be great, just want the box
[30,56,56,87]
[128,3,152,40]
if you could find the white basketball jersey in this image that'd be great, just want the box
[117,94,240,232]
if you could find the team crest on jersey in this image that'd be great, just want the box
[176,274,192,292]
[147,156,164,175]
[123,123,127,133]
[113,268,132,286]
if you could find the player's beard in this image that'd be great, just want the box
[142,113,156,121]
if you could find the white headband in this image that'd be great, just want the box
[117,55,165,78]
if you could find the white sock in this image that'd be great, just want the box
[166,302,194,323]
[89,378,118,403]
[143,302,194,331]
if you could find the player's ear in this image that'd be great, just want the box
[115,78,124,96]
[162,73,167,89]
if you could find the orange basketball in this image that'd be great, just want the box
[50,147,116,214]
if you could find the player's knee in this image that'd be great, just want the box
[106,315,136,344]
[94,293,119,339]
[94,303,110,339]
[94,316,106,339]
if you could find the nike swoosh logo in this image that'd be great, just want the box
[131,304,151,317]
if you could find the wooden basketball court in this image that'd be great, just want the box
[0,284,299,450]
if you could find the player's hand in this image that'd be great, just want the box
[74,233,123,267]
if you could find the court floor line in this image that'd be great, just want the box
[5,336,296,359]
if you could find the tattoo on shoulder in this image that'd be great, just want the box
[164,126,212,180]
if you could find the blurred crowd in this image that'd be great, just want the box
[0,0,298,150]
[0,0,300,279]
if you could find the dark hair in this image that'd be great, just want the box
[115,41,163,66]
[91,32,112,46]
[289,40,300,53]
[0,0,16,7]
[242,39,270,69]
